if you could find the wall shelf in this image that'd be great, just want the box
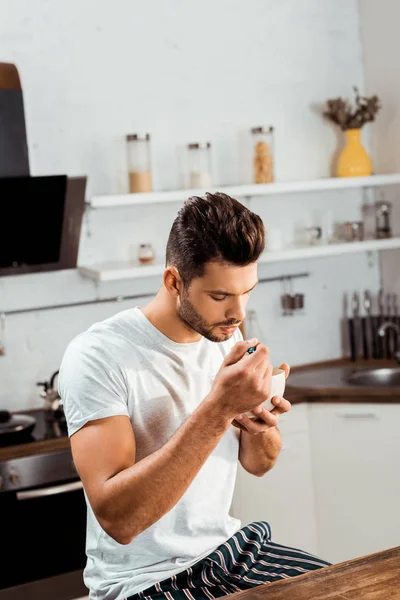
[88,173,400,208]
[78,237,400,282]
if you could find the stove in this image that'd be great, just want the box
[0,408,76,493]
[0,408,87,597]
[0,407,68,447]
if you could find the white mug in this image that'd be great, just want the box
[245,368,286,418]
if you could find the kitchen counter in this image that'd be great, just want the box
[230,546,400,600]
[286,358,400,403]
[0,436,70,462]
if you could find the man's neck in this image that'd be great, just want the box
[141,289,202,344]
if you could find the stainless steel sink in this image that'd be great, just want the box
[347,368,400,387]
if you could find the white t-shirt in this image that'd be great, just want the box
[58,307,242,600]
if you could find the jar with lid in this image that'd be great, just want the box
[251,126,274,184]
[138,243,155,264]
[187,142,212,189]
[126,133,152,193]
[375,200,392,239]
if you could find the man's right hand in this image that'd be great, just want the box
[207,338,273,419]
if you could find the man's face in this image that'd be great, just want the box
[177,261,258,343]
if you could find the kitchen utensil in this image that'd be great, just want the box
[0,312,5,356]
[352,291,361,360]
[393,294,399,353]
[375,289,385,359]
[348,291,359,361]
[37,370,61,413]
[0,410,36,445]
[361,291,372,360]
[281,277,294,316]
[294,293,305,310]
[365,290,377,359]
[385,293,392,358]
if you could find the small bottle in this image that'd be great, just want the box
[126,134,152,193]
[138,243,155,264]
[375,201,392,239]
[251,126,274,184]
[187,142,212,188]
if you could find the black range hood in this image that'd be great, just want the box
[0,175,86,276]
[0,62,86,276]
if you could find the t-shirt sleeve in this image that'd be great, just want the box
[58,333,130,437]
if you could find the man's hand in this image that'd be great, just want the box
[207,338,276,419]
[232,363,291,435]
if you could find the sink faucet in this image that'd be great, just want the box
[378,321,400,361]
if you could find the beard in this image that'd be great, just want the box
[178,287,240,343]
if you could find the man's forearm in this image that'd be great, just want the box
[98,397,232,544]
[239,427,282,477]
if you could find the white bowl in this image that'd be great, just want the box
[245,368,286,418]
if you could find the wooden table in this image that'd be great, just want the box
[230,546,400,600]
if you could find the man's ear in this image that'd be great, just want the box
[163,266,183,297]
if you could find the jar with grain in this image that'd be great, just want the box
[251,126,274,184]
[187,142,212,189]
[126,133,152,193]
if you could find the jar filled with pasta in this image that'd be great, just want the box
[251,126,274,184]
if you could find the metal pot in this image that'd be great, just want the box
[0,410,36,445]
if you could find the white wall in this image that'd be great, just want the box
[0,0,380,410]
[359,0,400,297]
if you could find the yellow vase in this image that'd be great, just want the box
[337,128,372,178]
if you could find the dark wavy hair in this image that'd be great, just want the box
[166,192,266,285]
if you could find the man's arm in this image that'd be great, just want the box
[70,340,273,545]
[239,426,283,477]
[236,363,291,477]
[71,400,231,545]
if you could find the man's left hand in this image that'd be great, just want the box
[232,363,291,435]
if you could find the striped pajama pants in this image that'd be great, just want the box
[127,521,331,600]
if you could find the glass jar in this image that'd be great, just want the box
[375,201,392,239]
[138,243,155,264]
[187,142,212,189]
[345,221,364,242]
[126,134,152,193]
[251,126,274,184]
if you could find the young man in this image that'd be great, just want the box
[59,193,330,600]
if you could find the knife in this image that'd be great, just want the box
[362,290,372,360]
[385,293,392,358]
[377,289,385,359]
[392,294,400,352]
[347,292,356,361]
[352,291,361,361]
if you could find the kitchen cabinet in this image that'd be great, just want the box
[231,404,319,556]
[309,403,400,564]
[231,401,400,565]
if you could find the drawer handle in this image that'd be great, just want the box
[336,412,379,419]
[17,480,83,500]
